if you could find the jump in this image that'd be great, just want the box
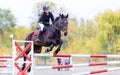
[22,13,69,72]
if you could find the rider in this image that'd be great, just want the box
[36,5,54,42]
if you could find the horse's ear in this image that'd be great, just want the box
[59,14,64,19]
[61,14,64,19]
[66,14,69,18]
[59,14,61,16]
[59,13,64,19]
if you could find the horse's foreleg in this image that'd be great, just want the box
[45,40,56,52]
[28,55,31,72]
[54,39,63,55]
[22,56,26,71]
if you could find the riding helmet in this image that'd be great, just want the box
[43,6,49,10]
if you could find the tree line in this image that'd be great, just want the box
[0,1,120,55]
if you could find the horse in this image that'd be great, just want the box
[22,14,69,72]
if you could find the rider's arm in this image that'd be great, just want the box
[49,12,54,23]
[38,13,44,23]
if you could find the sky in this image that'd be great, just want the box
[0,0,120,27]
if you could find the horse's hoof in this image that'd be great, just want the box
[45,48,51,53]
[54,51,58,55]
[45,49,48,53]
[54,49,60,55]
[22,63,26,70]
[28,67,31,72]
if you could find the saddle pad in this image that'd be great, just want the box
[34,30,39,36]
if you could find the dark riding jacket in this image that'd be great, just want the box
[38,12,54,26]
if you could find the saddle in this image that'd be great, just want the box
[33,29,39,36]
[33,26,47,36]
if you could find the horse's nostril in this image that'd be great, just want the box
[64,32,68,36]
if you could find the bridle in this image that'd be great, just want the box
[52,25,60,30]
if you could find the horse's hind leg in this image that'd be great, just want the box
[22,55,31,73]
[22,56,26,71]
[27,55,31,72]
[45,40,56,52]
[54,39,63,55]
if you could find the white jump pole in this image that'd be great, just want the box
[34,54,120,58]
[72,67,120,75]
[34,61,120,70]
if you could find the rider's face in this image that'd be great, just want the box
[44,10,49,14]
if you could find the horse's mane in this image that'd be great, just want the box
[53,17,60,24]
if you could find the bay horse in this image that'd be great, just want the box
[22,14,69,72]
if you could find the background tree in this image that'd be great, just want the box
[1,2,120,55]
[0,8,16,42]
[95,10,120,54]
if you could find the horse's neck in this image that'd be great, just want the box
[52,22,60,30]
[51,24,61,35]
[54,27,61,37]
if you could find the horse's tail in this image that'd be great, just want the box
[22,32,34,72]
[25,31,34,41]
[24,31,34,54]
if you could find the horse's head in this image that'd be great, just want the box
[54,14,69,36]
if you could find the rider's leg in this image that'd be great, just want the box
[39,23,44,31]
[37,29,42,39]
[36,23,44,42]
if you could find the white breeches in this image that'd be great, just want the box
[38,23,44,31]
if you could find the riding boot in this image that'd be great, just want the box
[36,29,42,42]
